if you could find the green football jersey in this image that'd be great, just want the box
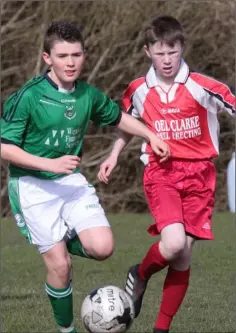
[1,73,121,179]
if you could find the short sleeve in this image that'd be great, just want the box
[1,91,31,146]
[122,86,140,119]
[90,86,121,127]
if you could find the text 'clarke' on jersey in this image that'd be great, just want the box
[122,60,235,165]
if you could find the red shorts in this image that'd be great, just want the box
[143,160,216,240]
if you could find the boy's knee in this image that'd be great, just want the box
[49,255,71,278]
[85,238,114,261]
[79,226,114,261]
[161,236,186,259]
[171,244,193,270]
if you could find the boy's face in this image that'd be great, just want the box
[42,41,86,89]
[144,40,183,81]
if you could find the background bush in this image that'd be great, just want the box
[1,0,235,216]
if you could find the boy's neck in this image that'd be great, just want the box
[156,75,175,92]
[58,86,75,94]
[154,66,180,92]
[47,70,75,92]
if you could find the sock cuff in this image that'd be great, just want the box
[168,266,190,274]
[45,283,72,298]
[166,266,190,284]
[58,323,75,333]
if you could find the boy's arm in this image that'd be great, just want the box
[212,82,235,116]
[97,78,171,183]
[98,112,170,183]
[1,144,80,174]
[98,130,132,184]
[1,143,51,171]
[109,131,133,159]
[192,73,235,116]
[1,91,80,175]
[117,111,168,157]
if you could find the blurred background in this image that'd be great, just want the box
[1,0,235,216]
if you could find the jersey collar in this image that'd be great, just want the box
[44,71,58,89]
[43,71,75,93]
[146,59,190,88]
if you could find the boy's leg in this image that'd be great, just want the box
[65,209,114,261]
[124,169,186,318]
[65,228,93,259]
[8,176,78,333]
[62,174,114,261]
[153,160,216,332]
[139,169,186,277]
[124,223,187,318]
[182,161,216,241]
[138,223,187,280]
[41,241,76,333]
[78,223,113,260]
[154,235,194,332]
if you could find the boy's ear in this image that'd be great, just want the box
[42,52,52,66]
[83,49,87,59]
[144,45,151,59]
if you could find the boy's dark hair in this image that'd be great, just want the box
[44,20,85,54]
[144,15,185,47]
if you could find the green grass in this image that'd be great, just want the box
[1,213,235,333]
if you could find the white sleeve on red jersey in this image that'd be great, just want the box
[190,72,235,116]
[122,77,145,118]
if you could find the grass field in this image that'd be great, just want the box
[1,213,235,333]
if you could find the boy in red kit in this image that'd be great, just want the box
[98,15,235,333]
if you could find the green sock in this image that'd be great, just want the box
[45,283,75,332]
[66,235,93,259]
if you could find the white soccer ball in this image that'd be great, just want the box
[81,285,135,333]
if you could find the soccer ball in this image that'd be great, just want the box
[81,285,135,333]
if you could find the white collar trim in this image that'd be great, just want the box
[146,59,189,88]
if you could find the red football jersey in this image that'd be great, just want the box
[122,60,235,164]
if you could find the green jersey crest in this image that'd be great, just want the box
[64,105,76,120]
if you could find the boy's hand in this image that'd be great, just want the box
[149,134,170,162]
[47,155,80,174]
[98,155,118,184]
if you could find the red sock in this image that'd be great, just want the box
[155,266,190,330]
[138,242,169,281]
